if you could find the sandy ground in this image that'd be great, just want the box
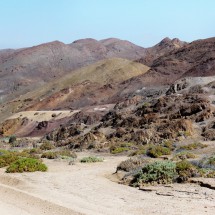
[7,110,80,121]
[0,153,215,215]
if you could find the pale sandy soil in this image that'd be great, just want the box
[0,153,214,215]
[7,110,80,121]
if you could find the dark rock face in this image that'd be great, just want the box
[36,121,48,130]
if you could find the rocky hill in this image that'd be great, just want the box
[0,38,147,102]
[0,36,215,140]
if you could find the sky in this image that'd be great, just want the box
[0,0,214,49]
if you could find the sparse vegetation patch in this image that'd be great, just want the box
[80,156,103,163]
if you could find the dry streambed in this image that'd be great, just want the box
[0,153,214,215]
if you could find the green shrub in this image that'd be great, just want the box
[0,149,42,168]
[132,161,176,186]
[129,146,146,156]
[198,168,215,178]
[162,140,174,150]
[0,149,10,156]
[110,146,129,154]
[176,160,197,182]
[80,156,103,163]
[120,142,133,147]
[40,142,55,150]
[6,158,47,173]
[41,151,58,159]
[0,153,19,168]
[29,148,43,154]
[173,152,196,160]
[180,142,207,150]
[110,142,134,154]
[146,145,171,158]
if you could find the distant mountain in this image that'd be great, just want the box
[0,38,147,102]
[135,37,187,66]
[124,37,215,92]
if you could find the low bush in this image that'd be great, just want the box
[197,168,215,178]
[40,141,55,150]
[110,142,134,154]
[0,149,42,168]
[192,155,215,170]
[129,146,147,156]
[132,161,177,186]
[57,150,77,158]
[173,152,196,161]
[41,151,58,159]
[117,156,150,172]
[0,152,19,168]
[6,158,47,173]
[162,140,174,150]
[80,156,103,163]
[110,146,129,154]
[176,160,198,182]
[0,149,10,156]
[29,148,43,154]
[41,150,77,159]
[180,142,207,150]
[146,145,171,158]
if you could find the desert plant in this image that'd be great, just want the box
[110,146,129,154]
[197,168,215,178]
[132,161,177,186]
[129,146,146,156]
[146,145,171,158]
[41,150,77,160]
[0,152,19,168]
[58,150,77,159]
[0,149,42,168]
[173,152,196,161]
[192,155,215,170]
[176,160,198,182]
[40,141,55,150]
[162,140,174,150]
[41,151,58,159]
[80,156,103,163]
[179,142,207,150]
[6,158,47,173]
[117,156,150,172]
[17,151,40,159]
[29,148,43,154]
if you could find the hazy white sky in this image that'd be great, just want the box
[0,0,214,49]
